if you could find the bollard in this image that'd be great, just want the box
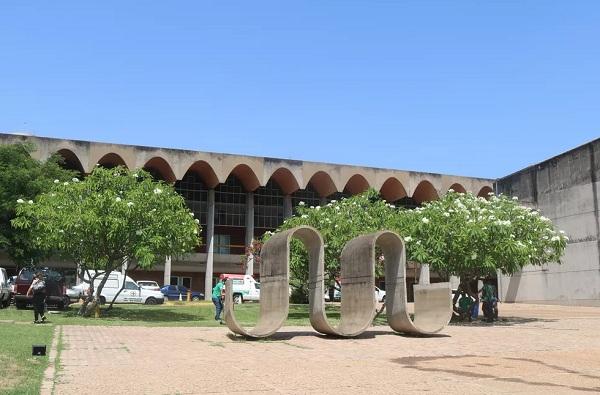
[187,290,191,302]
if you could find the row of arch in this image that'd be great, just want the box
[57,148,494,204]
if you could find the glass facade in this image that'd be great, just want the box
[174,172,208,225]
[292,183,321,212]
[215,176,246,227]
[254,179,285,229]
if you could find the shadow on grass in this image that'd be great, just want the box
[60,306,201,323]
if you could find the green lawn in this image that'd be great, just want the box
[0,323,54,395]
[0,301,389,327]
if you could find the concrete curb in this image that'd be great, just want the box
[41,325,61,395]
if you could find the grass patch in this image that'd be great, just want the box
[0,302,389,327]
[0,323,54,395]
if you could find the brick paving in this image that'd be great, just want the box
[53,303,600,394]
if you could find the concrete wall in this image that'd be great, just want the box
[495,138,600,306]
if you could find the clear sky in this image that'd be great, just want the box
[1,1,599,179]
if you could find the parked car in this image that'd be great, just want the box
[66,283,89,302]
[0,268,11,308]
[375,286,386,302]
[13,267,70,310]
[219,274,260,304]
[83,271,165,305]
[137,280,160,291]
[327,287,385,302]
[160,285,204,301]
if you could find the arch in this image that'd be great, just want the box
[96,153,127,169]
[306,171,337,198]
[55,149,84,174]
[268,168,300,195]
[412,180,439,204]
[142,157,176,183]
[448,183,467,194]
[477,186,494,198]
[226,164,260,192]
[343,174,370,195]
[379,177,408,202]
[184,160,219,189]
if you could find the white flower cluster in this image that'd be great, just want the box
[421,217,429,224]
[154,188,162,194]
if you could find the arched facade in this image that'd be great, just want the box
[143,157,176,183]
[55,149,85,174]
[96,153,128,169]
[380,177,408,202]
[0,133,494,299]
[412,180,439,204]
[448,183,467,194]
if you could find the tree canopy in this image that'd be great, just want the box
[390,190,568,287]
[258,189,568,297]
[0,142,75,265]
[13,166,201,311]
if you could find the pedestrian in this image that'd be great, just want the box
[212,277,226,324]
[27,272,47,324]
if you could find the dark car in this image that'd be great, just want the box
[160,285,204,301]
[13,268,70,310]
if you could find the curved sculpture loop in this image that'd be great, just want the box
[381,233,453,335]
[224,226,452,338]
[224,226,323,338]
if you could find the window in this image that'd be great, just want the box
[175,172,208,225]
[292,184,322,212]
[215,176,246,227]
[125,281,138,290]
[214,234,231,254]
[254,179,284,229]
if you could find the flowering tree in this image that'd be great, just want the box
[12,166,200,315]
[256,189,568,304]
[262,189,396,301]
[0,142,75,266]
[389,190,569,296]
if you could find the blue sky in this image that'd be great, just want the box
[1,1,599,179]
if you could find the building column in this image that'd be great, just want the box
[204,189,215,300]
[284,195,293,218]
[245,192,255,276]
[163,256,171,287]
[419,263,430,285]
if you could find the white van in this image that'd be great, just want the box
[0,268,11,308]
[219,274,260,304]
[77,271,165,305]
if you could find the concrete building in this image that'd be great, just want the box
[0,133,493,299]
[496,138,600,306]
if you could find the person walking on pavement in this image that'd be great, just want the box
[27,272,47,324]
[212,277,226,324]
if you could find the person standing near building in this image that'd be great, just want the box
[212,277,226,324]
[27,272,47,324]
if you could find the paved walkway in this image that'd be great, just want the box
[53,304,600,394]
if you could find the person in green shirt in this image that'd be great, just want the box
[212,277,226,323]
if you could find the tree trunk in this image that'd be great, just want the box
[107,265,129,311]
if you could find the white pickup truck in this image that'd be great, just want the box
[220,274,260,304]
[68,271,165,305]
